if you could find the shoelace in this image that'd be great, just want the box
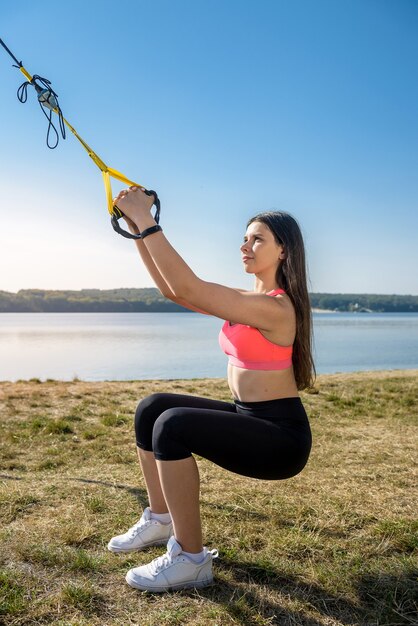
[150,552,174,575]
[149,548,219,575]
[128,517,148,539]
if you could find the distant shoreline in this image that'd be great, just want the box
[2,369,418,385]
[2,309,417,314]
[1,288,417,313]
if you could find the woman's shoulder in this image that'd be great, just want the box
[232,287,295,321]
[233,288,289,303]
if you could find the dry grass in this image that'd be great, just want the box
[0,371,417,626]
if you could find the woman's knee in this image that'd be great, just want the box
[152,409,192,461]
[134,393,171,449]
[135,393,169,426]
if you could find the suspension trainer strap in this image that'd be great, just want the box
[0,37,160,239]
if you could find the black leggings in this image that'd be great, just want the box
[134,393,312,480]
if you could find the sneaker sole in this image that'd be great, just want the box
[107,538,169,553]
[125,571,214,592]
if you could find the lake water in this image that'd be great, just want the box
[0,312,417,381]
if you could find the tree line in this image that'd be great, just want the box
[310,293,418,312]
[0,288,417,313]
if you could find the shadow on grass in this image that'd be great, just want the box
[197,557,417,626]
[356,569,418,626]
[73,478,148,507]
[0,474,22,481]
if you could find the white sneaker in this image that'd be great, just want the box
[107,507,173,553]
[125,536,219,592]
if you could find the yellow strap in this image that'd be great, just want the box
[107,167,144,189]
[102,171,113,215]
[19,65,32,82]
[62,116,108,171]
[62,118,144,214]
[19,64,144,217]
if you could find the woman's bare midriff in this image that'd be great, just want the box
[227,363,299,402]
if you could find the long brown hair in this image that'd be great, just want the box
[247,211,316,390]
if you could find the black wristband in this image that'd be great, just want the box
[141,225,163,239]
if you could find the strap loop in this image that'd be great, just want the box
[111,190,161,239]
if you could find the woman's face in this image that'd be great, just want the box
[240,221,285,275]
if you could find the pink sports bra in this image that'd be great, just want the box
[218,289,293,371]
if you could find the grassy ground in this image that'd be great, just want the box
[0,371,417,626]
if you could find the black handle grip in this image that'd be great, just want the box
[111,189,161,239]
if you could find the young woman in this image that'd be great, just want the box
[107,187,315,592]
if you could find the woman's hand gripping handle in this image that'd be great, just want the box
[112,187,161,239]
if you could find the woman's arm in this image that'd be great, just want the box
[116,188,290,330]
[124,216,211,315]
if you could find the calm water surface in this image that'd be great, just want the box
[0,312,417,381]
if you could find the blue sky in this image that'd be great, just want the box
[1,0,417,295]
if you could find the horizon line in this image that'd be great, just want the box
[2,288,418,297]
